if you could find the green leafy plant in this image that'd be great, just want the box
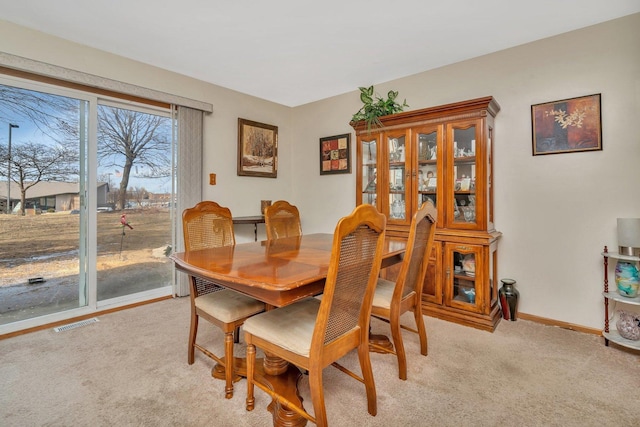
[351,85,409,131]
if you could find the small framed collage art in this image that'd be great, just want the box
[320,133,351,175]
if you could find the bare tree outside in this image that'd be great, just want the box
[0,141,79,215]
[0,84,80,149]
[130,186,149,208]
[97,106,171,210]
[1,84,81,214]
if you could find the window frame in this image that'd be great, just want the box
[0,72,176,335]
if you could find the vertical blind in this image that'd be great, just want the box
[175,106,204,296]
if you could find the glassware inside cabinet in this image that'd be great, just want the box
[418,131,437,161]
[389,195,406,220]
[388,135,406,163]
[389,167,406,220]
[389,164,405,192]
[388,134,406,220]
[417,130,438,209]
[361,138,377,205]
[453,251,476,304]
[452,126,477,224]
[362,138,377,163]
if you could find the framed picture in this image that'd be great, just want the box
[531,94,602,156]
[320,133,351,175]
[237,118,278,178]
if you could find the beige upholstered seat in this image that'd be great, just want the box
[264,200,302,240]
[182,201,265,399]
[244,204,387,427]
[370,200,437,380]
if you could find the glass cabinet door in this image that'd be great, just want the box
[447,120,480,228]
[415,125,440,213]
[386,130,409,223]
[446,243,482,313]
[360,136,378,206]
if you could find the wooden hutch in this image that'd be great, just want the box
[351,96,502,331]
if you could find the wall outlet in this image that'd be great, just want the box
[209,173,216,185]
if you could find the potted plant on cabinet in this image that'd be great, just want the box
[350,85,409,132]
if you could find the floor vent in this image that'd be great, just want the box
[54,318,99,332]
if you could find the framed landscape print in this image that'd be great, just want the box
[531,94,602,156]
[320,133,351,175]
[237,118,278,178]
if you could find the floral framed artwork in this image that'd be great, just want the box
[531,94,602,156]
[320,133,351,175]
[237,118,278,178]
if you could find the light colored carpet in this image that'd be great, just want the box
[1,297,638,427]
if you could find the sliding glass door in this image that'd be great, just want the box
[0,80,89,325]
[0,77,175,332]
[96,102,174,302]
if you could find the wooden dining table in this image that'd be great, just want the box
[171,233,407,426]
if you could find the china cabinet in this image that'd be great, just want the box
[352,96,502,331]
[601,247,640,350]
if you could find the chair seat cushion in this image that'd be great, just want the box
[243,297,321,357]
[372,278,395,310]
[195,289,265,323]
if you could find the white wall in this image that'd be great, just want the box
[292,13,640,329]
[2,13,639,329]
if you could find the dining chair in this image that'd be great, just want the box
[264,200,302,240]
[370,200,437,380]
[244,204,387,427]
[182,201,265,399]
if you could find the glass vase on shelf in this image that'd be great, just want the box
[391,199,405,219]
[463,207,475,222]
[418,139,427,161]
[614,261,639,298]
[391,200,399,219]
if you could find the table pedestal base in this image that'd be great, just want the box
[212,359,244,383]
[369,334,394,353]
[213,358,307,427]
[264,366,307,427]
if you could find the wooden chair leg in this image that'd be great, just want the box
[188,311,198,365]
[246,342,256,411]
[390,315,407,380]
[308,366,327,427]
[234,326,241,343]
[224,331,234,399]
[358,342,377,416]
[413,307,428,356]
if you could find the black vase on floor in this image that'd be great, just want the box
[499,278,519,321]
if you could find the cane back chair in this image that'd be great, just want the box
[264,200,302,240]
[182,201,265,399]
[244,204,387,427]
[370,200,437,380]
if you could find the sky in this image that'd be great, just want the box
[1,83,173,194]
